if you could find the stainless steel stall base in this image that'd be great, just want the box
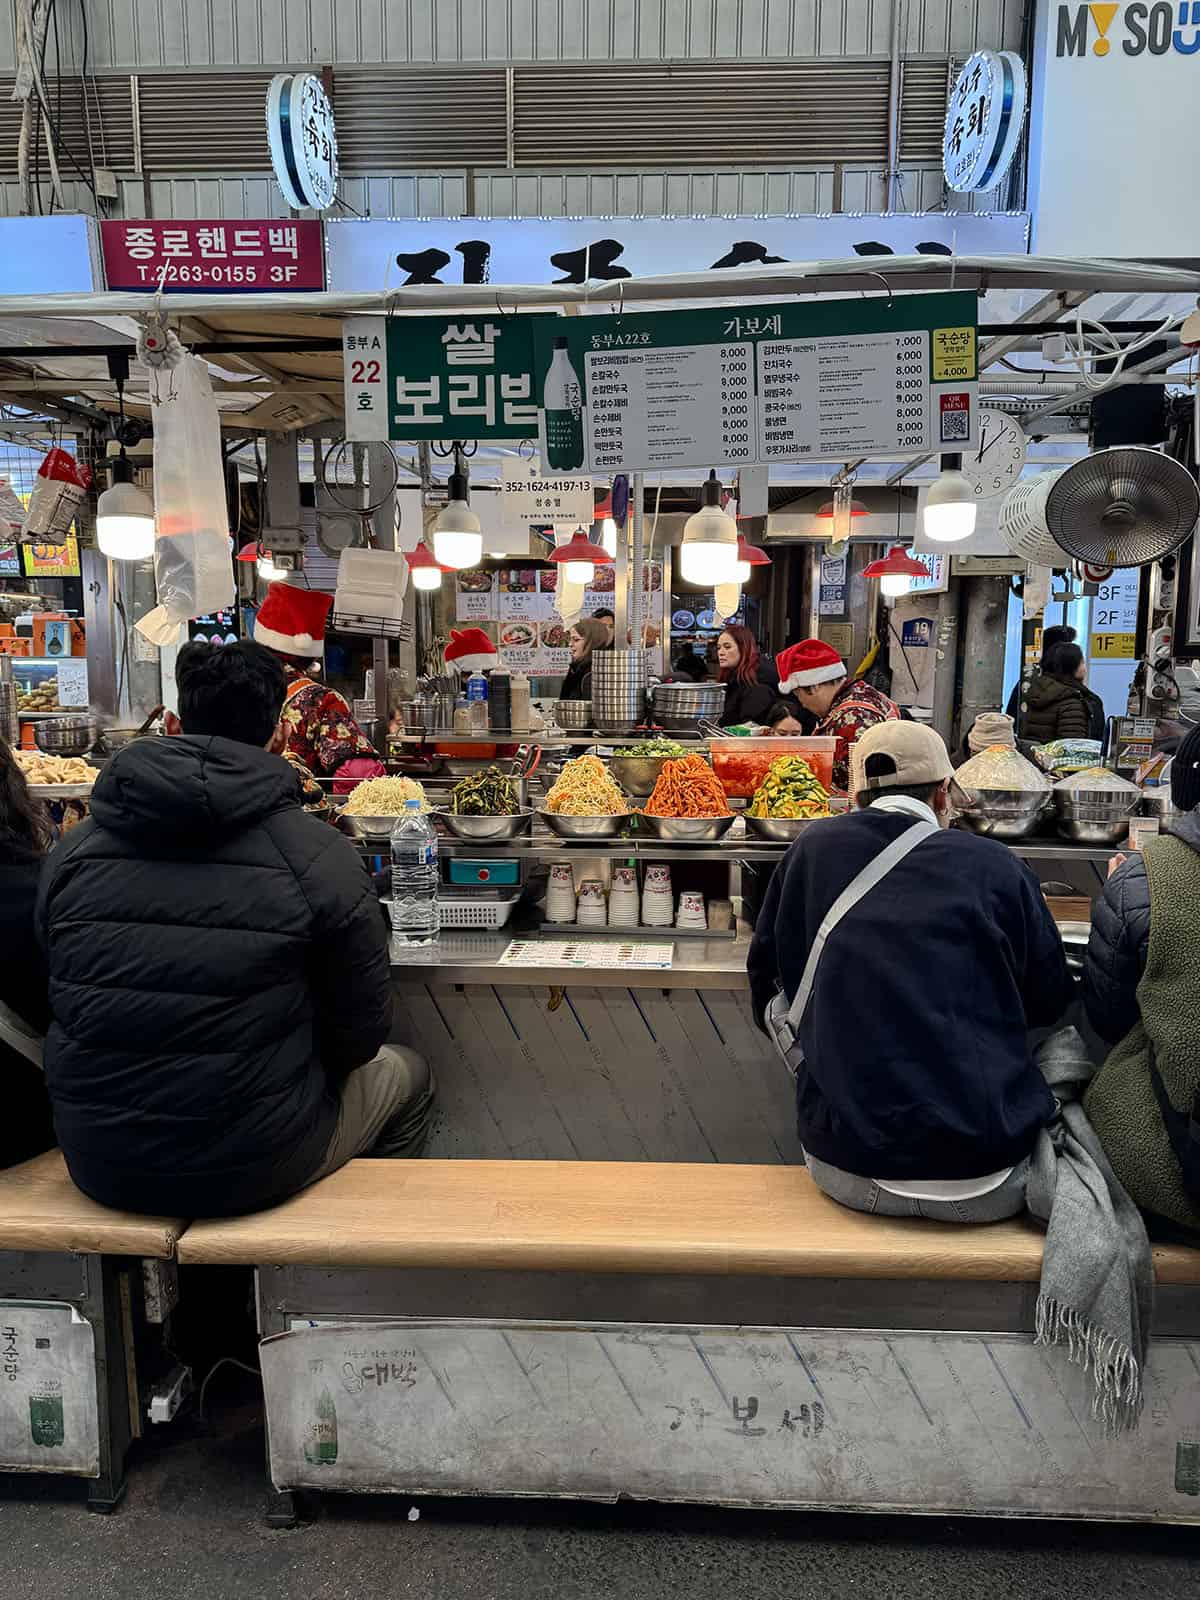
[257,1268,1200,1524]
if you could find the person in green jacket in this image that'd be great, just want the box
[1083,725,1200,1235]
[1021,642,1106,744]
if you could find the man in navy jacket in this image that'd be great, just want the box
[748,720,1072,1222]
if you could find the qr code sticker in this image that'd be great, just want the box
[940,393,970,443]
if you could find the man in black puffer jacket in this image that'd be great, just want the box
[38,641,433,1218]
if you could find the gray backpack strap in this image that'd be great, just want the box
[0,997,44,1070]
[784,820,939,1034]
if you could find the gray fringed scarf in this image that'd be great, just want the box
[1025,1025,1153,1433]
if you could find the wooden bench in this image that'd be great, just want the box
[181,1159,1200,1527]
[0,1152,186,1512]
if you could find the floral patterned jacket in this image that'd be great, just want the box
[280,668,375,777]
[816,679,902,792]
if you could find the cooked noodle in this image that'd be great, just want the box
[543,755,628,816]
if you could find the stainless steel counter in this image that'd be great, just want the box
[391,928,753,990]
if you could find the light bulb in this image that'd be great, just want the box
[880,573,912,598]
[257,556,283,580]
[95,476,155,561]
[600,517,618,557]
[924,466,978,543]
[680,541,738,585]
[411,565,442,591]
[714,581,742,619]
[563,560,595,585]
[733,558,752,584]
[433,481,482,569]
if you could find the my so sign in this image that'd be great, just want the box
[1056,3,1200,56]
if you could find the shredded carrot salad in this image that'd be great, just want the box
[643,754,732,818]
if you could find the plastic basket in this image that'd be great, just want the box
[437,890,521,929]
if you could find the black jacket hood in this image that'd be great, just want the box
[89,734,302,843]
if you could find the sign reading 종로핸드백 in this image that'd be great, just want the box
[101,220,325,292]
[532,291,978,475]
[343,315,549,441]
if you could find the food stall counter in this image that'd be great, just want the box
[391,927,754,991]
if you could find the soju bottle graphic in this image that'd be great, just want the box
[304,1386,338,1466]
[29,1383,64,1448]
[543,336,585,470]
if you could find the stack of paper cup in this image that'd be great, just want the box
[577,879,607,928]
[641,863,673,928]
[608,865,640,928]
[544,862,578,923]
[676,891,707,930]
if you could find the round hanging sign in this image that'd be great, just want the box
[267,72,338,212]
[943,50,1027,194]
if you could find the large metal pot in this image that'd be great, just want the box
[954,788,1052,840]
[650,681,724,733]
[1054,790,1139,846]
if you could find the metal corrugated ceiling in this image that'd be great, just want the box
[137,71,276,173]
[335,68,509,170]
[0,74,135,178]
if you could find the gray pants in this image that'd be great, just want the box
[309,1044,436,1184]
[805,1151,1030,1223]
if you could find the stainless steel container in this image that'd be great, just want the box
[435,809,534,842]
[954,788,1051,840]
[0,658,16,748]
[34,714,99,756]
[744,814,821,842]
[1140,788,1176,821]
[607,754,670,797]
[1054,791,1139,846]
[592,648,647,736]
[637,813,737,843]
[552,699,593,732]
[538,809,629,839]
[651,681,724,733]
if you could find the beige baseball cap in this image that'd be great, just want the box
[850,720,956,795]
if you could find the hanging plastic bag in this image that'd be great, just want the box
[137,355,234,647]
[23,448,91,540]
[0,476,25,540]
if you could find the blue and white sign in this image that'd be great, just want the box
[0,215,100,295]
[943,50,1027,194]
[266,72,338,212]
[326,212,1030,292]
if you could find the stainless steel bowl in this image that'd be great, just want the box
[744,813,822,842]
[538,809,630,839]
[1058,815,1135,846]
[608,754,669,797]
[954,788,1051,840]
[436,809,533,841]
[1140,788,1176,820]
[1055,796,1139,846]
[339,813,404,842]
[637,812,737,843]
[34,714,98,756]
[552,700,593,731]
[1053,787,1140,815]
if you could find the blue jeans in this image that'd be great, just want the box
[805,1152,1030,1223]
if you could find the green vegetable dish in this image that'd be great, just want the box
[746,756,830,819]
[449,766,522,815]
[612,740,688,758]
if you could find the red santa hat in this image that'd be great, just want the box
[253,582,334,658]
[776,638,847,694]
[444,626,498,675]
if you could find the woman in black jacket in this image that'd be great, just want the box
[557,617,609,702]
[716,625,775,726]
[0,736,55,1169]
[1021,643,1105,744]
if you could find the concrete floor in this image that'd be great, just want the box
[0,1375,1197,1600]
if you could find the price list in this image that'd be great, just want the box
[756,330,932,459]
[585,342,756,472]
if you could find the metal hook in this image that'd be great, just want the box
[865,270,894,309]
[384,287,400,323]
[495,288,517,320]
[518,437,537,462]
[610,277,625,323]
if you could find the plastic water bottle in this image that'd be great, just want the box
[465,669,489,734]
[390,800,439,949]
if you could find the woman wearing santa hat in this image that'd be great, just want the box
[776,638,900,792]
[253,582,377,777]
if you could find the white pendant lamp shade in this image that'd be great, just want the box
[411,565,443,591]
[924,456,978,543]
[681,471,738,585]
[433,454,483,568]
[406,540,446,591]
[96,468,155,561]
[599,516,618,557]
[880,572,912,597]
[563,560,594,585]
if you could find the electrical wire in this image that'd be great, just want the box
[1065,306,1185,392]
[196,1356,262,1424]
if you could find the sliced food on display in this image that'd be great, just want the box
[643,754,732,818]
[955,744,1050,795]
[341,775,430,815]
[543,755,629,816]
[448,766,522,816]
[746,756,830,819]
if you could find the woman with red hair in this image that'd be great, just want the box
[717,625,775,727]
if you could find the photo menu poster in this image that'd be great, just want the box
[455,564,662,674]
